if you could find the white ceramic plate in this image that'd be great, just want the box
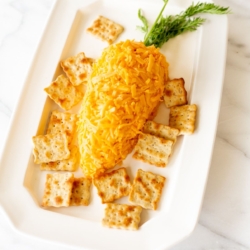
[0,0,228,249]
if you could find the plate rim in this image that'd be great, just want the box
[0,0,228,249]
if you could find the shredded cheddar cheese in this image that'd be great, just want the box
[78,40,169,177]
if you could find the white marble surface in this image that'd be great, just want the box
[0,0,249,249]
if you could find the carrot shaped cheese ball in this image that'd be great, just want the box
[78,40,169,177]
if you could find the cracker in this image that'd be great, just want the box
[32,132,70,164]
[40,145,78,171]
[87,16,124,45]
[143,120,179,144]
[46,110,77,143]
[129,169,165,210]
[70,177,92,206]
[93,168,131,203]
[102,203,142,230]
[44,74,84,110]
[133,133,173,167]
[169,104,197,135]
[42,173,74,207]
[61,52,94,86]
[164,78,187,108]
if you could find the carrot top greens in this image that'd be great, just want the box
[138,1,231,48]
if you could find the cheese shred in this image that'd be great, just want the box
[78,40,169,177]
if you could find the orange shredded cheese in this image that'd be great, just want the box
[78,40,169,177]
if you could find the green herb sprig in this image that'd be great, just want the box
[138,1,231,48]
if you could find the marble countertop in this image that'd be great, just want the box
[0,0,249,249]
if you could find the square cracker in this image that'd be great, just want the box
[143,120,179,144]
[70,177,92,206]
[32,132,70,164]
[61,52,94,86]
[42,173,74,207]
[169,104,197,135]
[164,78,187,108]
[87,15,124,45]
[133,133,173,167]
[44,74,84,110]
[129,169,165,210]
[40,145,78,171]
[93,168,131,203]
[102,203,142,230]
[47,110,77,143]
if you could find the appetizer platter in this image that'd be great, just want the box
[0,0,228,249]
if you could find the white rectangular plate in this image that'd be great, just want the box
[0,0,228,249]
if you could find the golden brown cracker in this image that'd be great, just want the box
[129,169,165,210]
[102,203,142,230]
[164,78,187,108]
[47,110,77,143]
[169,104,197,135]
[87,16,124,45]
[93,168,131,203]
[143,120,179,144]
[32,132,70,164]
[40,145,78,171]
[133,133,173,167]
[61,52,94,86]
[44,74,84,110]
[70,177,92,206]
[42,173,74,207]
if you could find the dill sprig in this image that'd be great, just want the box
[138,1,231,48]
